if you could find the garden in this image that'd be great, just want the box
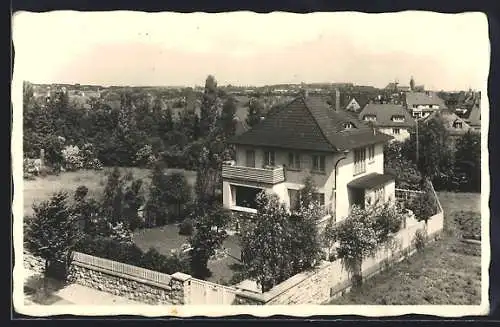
[328,192,481,305]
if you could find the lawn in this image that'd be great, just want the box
[23,167,197,217]
[329,191,482,305]
[23,167,240,284]
[133,225,242,284]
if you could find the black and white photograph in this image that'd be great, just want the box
[12,10,489,317]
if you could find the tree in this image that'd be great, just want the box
[402,117,455,188]
[296,175,319,210]
[122,179,145,231]
[189,203,230,279]
[330,205,380,288]
[455,131,481,192]
[163,172,191,221]
[384,141,423,190]
[239,192,294,292]
[219,97,237,138]
[101,168,125,224]
[144,162,169,227]
[246,98,264,128]
[24,192,83,285]
[199,75,219,138]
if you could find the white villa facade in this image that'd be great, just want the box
[222,95,396,223]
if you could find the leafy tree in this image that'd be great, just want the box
[188,203,230,279]
[24,192,83,283]
[101,168,125,224]
[239,192,294,292]
[219,97,237,138]
[122,179,145,231]
[144,162,169,227]
[402,118,455,189]
[297,175,319,210]
[384,142,423,190]
[163,172,191,221]
[289,204,323,273]
[199,75,219,138]
[246,98,264,128]
[455,131,481,192]
[406,181,438,223]
[329,205,380,288]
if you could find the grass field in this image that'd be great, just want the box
[133,225,241,284]
[23,167,239,283]
[23,167,197,217]
[329,192,482,305]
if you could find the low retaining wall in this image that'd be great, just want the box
[23,250,45,274]
[67,252,188,305]
[235,195,445,305]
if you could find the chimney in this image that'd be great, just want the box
[335,88,340,111]
[304,89,309,98]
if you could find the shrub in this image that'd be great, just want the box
[413,229,427,252]
[178,218,194,236]
[62,145,84,171]
[134,144,157,167]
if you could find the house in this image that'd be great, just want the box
[464,102,481,131]
[405,91,447,119]
[223,94,395,222]
[359,103,415,142]
[344,94,371,113]
[422,109,473,136]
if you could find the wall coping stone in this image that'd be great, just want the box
[171,272,192,282]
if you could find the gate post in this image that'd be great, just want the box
[171,272,192,305]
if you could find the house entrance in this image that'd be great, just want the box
[350,188,365,209]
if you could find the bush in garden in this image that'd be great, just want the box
[81,143,103,170]
[61,145,84,171]
[178,218,194,236]
[406,184,438,223]
[134,144,157,167]
[413,228,427,252]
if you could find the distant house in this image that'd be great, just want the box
[422,109,473,137]
[344,94,371,113]
[223,94,395,222]
[464,103,481,131]
[359,103,415,142]
[405,91,447,119]
[385,83,411,93]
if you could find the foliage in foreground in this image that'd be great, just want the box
[239,189,323,293]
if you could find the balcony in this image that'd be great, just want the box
[222,163,285,185]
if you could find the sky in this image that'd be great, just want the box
[13,11,490,91]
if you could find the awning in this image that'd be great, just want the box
[347,173,394,190]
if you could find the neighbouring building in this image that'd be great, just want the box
[222,94,395,223]
[464,101,481,132]
[358,103,416,142]
[405,91,447,119]
[344,94,371,113]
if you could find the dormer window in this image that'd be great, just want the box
[363,115,377,122]
[391,115,405,122]
[453,121,463,129]
[343,122,355,130]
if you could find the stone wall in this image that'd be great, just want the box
[68,263,185,305]
[23,250,45,274]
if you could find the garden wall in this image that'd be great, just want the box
[235,188,445,305]
[67,252,187,305]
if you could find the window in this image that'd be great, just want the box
[246,150,255,167]
[264,150,275,167]
[453,121,463,129]
[391,115,405,122]
[368,145,375,162]
[312,155,326,173]
[354,147,366,175]
[392,128,401,135]
[288,152,301,170]
[364,115,376,122]
[343,122,355,129]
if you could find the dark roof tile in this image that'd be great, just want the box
[228,95,392,152]
[359,103,416,128]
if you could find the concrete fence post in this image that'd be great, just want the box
[171,272,192,305]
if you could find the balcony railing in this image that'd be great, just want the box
[222,163,285,185]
